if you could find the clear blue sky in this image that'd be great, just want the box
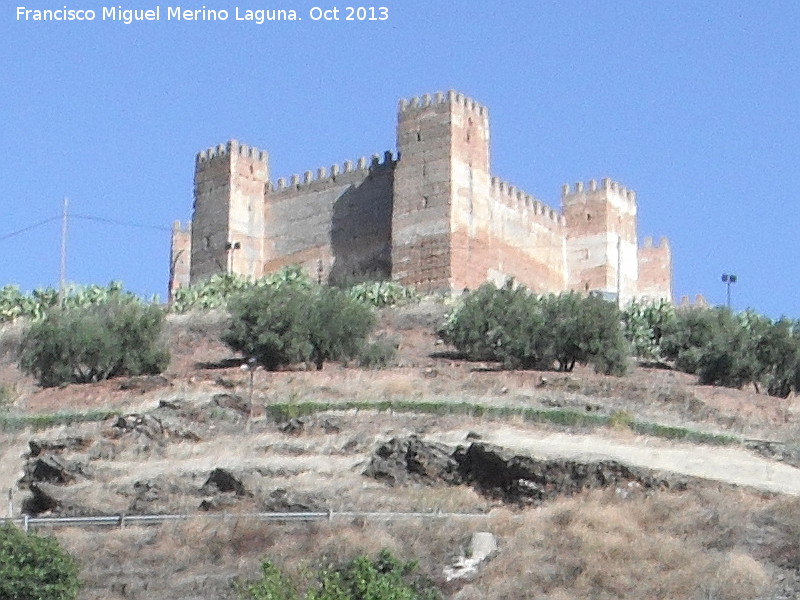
[2,2,798,316]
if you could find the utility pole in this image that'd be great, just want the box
[616,234,622,308]
[59,197,68,306]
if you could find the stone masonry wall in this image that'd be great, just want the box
[190,146,232,282]
[392,94,455,292]
[451,178,566,292]
[173,90,672,304]
[562,179,639,303]
[263,153,395,284]
[169,221,191,296]
[637,236,672,301]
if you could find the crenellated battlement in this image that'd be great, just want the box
[490,176,565,226]
[642,235,670,250]
[561,178,636,203]
[268,150,397,193]
[177,89,671,303]
[398,90,488,118]
[195,140,268,165]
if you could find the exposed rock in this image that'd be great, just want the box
[112,414,165,440]
[28,436,91,457]
[128,477,192,514]
[21,455,89,486]
[158,398,187,411]
[87,439,119,461]
[199,495,240,511]
[363,435,461,486]
[212,393,251,416]
[23,482,62,514]
[118,375,170,394]
[262,488,324,512]
[280,416,342,436]
[454,442,688,505]
[363,437,690,505]
[746,439,800,469]
[280,417,307,435]
[319,417,342,434]
[201,468,249,496]
[443,532,498,581]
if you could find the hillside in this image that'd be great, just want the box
[2,301,800,599]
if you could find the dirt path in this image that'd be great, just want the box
[431,424,800,496]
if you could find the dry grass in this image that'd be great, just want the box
[7,308,800,598]
[479,488,771,600]
[57,486,780,600]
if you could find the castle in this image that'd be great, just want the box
[169,90,672,303]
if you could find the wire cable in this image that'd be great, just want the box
[0,216,60,242]
[71,214,171,232]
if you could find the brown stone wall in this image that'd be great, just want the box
[177,91,673,305]
[637,236,672,301]
[263,154,395,284]
[451,178,566,292]
[190,145,232,283]
[168,221,191,299]
[562,179,638,302]
[392,93,456,292]
[228,143,269,279]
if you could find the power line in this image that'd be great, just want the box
[0,213,171,244]
[71,214,171,232]
[0,216,60,242]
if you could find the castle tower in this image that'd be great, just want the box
[637,236,672,301]
[562,179,639,303]
[190,140,269,283]
[168,220,191,299]
[392,91,491,292]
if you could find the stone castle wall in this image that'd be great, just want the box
[263,153,395,284]
[170,90,672,304]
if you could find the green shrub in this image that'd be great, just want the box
[224,284,375,371]
[0,384,15,411]
[358,337,400,369]
[308,287,376,369]
[348,281,419,307]
[440,283,628,375]
[236,560,298,600]
[0,523,80,600]
[19,300,169,387]
[171,266,314,313]
[0,281,144,323]
[622,298,676,360]
[237,550,440,600]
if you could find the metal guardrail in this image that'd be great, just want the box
[0,510,490,532]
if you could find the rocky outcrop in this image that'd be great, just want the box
[455,442,687,504]
[201,468,250,496]
[261,488,324,512]
[21,455,90,486]
[364,437,690,505]
[363,435,462,486]
[28,436,91,457]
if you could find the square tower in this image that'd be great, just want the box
[391,91,491,292]
[190,140,269,283]
[562,179,638,303]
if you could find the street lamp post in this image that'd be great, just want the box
[226,241,241,274]
[240,357,258,431]
[721,273,737,310]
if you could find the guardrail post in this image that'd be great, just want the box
[328,509,333,522]
[119,513,126,529]
[22,514,29,533]
[7,488,12,518]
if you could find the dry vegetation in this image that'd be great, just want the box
[2,302,800,599]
